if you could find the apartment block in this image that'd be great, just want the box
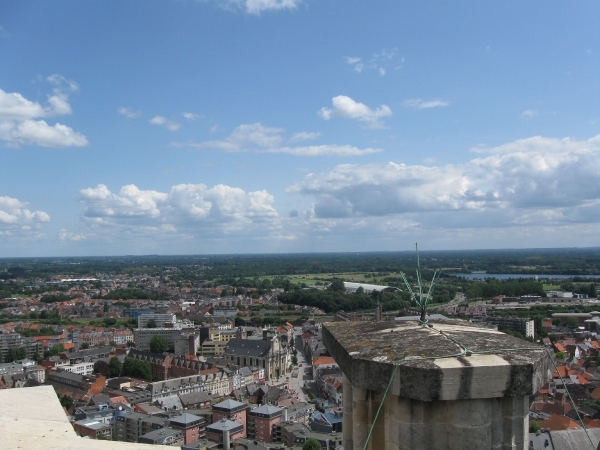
[247,404,284,443]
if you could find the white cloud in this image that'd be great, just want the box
[59,229,88,241]
[345,49,398,75]
[0,195,50,238]
[520,109,538,118]
[319,95,392,128]
[0,119,88,148]
[173,122,379,156]
[149,115,181,131]
[403,98,450,109]
[220,0,301,15]
[288,133,600,231]
[118,106,141,118]
[0,76,88,148]
[265,145,381,157]
[182,112,201,121]
[79,183,281,236]
[289,131,321,142]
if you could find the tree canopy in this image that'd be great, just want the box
[109,356,122,378]
[149,335,168,353]
[121,358,152,381]
[302,438,322,450]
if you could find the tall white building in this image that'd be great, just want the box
[137,313,177,328]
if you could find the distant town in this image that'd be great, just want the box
[1,249,600,449]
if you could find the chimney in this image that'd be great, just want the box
[222,418,230,449]
[188,334,196,355]
[375,302,382,322]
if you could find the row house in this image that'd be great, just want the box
[146,372,231,404]
[127,349,225,382]
[113,329,134,345]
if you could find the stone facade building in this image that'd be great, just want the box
[223,330,289,380]
[146,372,231,403]
[127,349,223,381]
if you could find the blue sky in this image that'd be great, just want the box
[1,0,599,256]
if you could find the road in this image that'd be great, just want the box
[289,329,309,403]
[268,328,309,403]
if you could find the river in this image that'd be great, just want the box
[448,273,600,280]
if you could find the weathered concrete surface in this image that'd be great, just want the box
[323,319,552,401]
[323,319,552,450]
[0,385,176,449]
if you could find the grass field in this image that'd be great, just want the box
[542,284,561,291]
[261,272,402,285]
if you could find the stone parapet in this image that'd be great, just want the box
[322,319,552,450]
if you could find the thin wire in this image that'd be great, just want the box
[540,347,595,449]
[359,324,596,450]
[361,364,398,450]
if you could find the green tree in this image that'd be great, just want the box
[109,356,122,377]
[465,284,483,299]
[94,360,111,377]
[103,302,109,313]
[80,343,90,350]
[529,420,541,433]
[292,355,298,365]
[302,438,322,450]
[49,344,65,356]
[60,394,74,409]
[556,351,566,359]
[149,335,168,353]
[121,358,152,381]
[6,347,26,362]
[145,319,157,328]
[590,284,597,298]
[566,317,579,329]
[328,278,345,293]
[552,318,561,326]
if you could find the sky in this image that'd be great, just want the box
[0,0,599,257]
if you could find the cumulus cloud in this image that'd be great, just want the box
[0,75,88,148]
[149,116,181,131]
[79,183,281,235]
[403,98,450,109]
[344,49,397,75]
[218,0,301,15]
[288,133,600,231]
[0,119,89,148]
[118,106,141,118]
[0,195,50,238]
[520,109,538,118]
[59,229,88,241]
[289,131,321,142]
[173,122,380,156]
[182,112,201,121]
[319,95,392,128]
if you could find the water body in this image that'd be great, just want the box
[449,273,600,280]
